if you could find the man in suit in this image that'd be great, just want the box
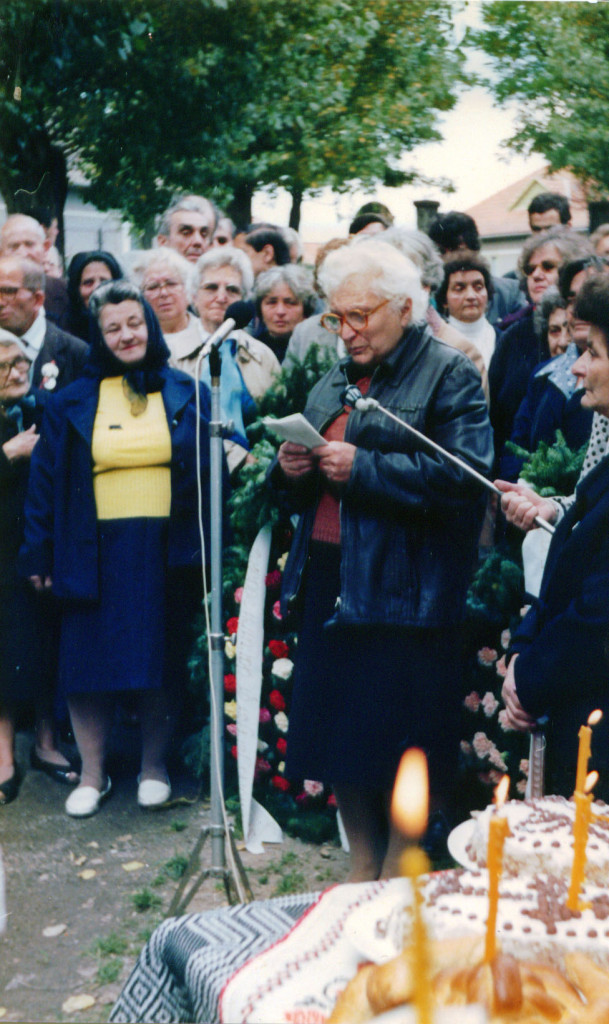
[0,214,70,329]
[0,256,87,390]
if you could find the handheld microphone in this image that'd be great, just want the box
[341,384,379,412]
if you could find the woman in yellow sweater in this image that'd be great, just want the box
[20,281,219,817]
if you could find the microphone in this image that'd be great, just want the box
[207,318,236,352]
[225,300,255,331]
[206,304,253,352]
[341,384,379,412]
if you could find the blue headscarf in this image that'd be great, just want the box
[67,250,124,342]
[84,288,171,400]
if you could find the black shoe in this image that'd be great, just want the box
[0,767,20,805]
[30,747,80,786]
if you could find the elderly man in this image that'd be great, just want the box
[0,214,70,328]
[0,256,87,390]
[157,195,217,263]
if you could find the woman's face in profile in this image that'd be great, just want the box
[260,282,304,339]
[99,300,148,365]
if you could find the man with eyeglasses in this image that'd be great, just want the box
[0,256,87,393]
[0,214,70,329]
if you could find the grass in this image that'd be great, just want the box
[273,869,306,896]
[170,820,188,832]
[163,854,188,880]
[94,932,129,957]
[132,888,163,912]
[96,961,121,985]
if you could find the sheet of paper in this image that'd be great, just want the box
[262,413,327,449]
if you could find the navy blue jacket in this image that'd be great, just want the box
[279,324,493,628]
[511,456,609,797]
[19,367,220,600]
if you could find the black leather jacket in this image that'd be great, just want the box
[279,324,493,628]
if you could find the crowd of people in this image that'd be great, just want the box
[2,189,609,882]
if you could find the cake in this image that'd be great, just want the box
[465,796,609,884]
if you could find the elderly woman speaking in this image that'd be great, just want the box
[275,241,493,879]
[20,280,218,817]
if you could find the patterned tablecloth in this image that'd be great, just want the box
[110,891,320,1024]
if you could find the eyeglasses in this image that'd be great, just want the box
[198,282,242,296]
[524,260,559,276]
[0,285,34,299]
[142,279,184,296]
[0,356,30,375]
[320,299,389,333]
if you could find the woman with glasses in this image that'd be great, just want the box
[66,250,124,341]
[274,240,493,879]
[0,330,79,805]
[488,227,590,468]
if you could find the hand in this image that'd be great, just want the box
[501,656,537,732]
[29,575,52,592]
[313,441,356,484]
[494,479,558,532]
[2,424,39,463]
[277,441,315,479]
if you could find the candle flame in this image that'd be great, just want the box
[588,709,603,727]
[391,748,429,838]
[585,771,599,794]
[494,774,510,808]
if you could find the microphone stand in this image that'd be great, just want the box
[341,387,555,535]
[168,327,251,915]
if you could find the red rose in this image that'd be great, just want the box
[265,570,281,589]
[326,793,337,808]
[276,737,287,756]
[269,689,286,712]
[272,775,291,792]
[259,708,271,724]
[255,757,271,774]
[226,617,239,635]
[230,745,238,759]
[269,640,290,659]
[224,673,237,694]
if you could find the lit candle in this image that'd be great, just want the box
[567,770,598,911]
[575,710,602,794]
[391,749,432,1024]
[484,775,510,963]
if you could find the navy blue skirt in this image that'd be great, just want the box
[59,519,168,696]
[285,542,462,794]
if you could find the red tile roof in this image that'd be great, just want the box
[465,166,591,239]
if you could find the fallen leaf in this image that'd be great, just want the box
[72,855,87,867]
[0,1008,7,1017]
[116,834,132,842]
[62,994,96,1013]
[122,861,144,872]
[43,923,67,938]
[78,869,96,880]
[87,841,99,848]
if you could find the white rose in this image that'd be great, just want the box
[272,658,294,680]
[274,712,288,733]
[41,362,59,377]
[43,377,57,390]
[257,739,269,753]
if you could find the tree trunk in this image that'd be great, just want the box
[289,186,303,231]
[0,112,69,255]
[227,181,254,229]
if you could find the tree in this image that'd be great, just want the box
[0,0,464,234]
[472,2,609,196]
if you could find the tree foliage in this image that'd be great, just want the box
[472,2,609,194]
[0,0,463,231]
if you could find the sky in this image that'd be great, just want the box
[253,1,544,243]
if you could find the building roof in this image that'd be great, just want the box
[465,165,590,239]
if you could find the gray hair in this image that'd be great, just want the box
[318,239,427,323]
[157,195,216,238]
[193,245,254,296]
[89,279,144,321]
[382,226,444,291]
[282,226,303,262]
[0,326,29,354]
[0,255,45,292]
[0,214,46,247]
[517,227,592,285]
[131,248,194,300]
[254,264,317,317]
[533,286,567,340]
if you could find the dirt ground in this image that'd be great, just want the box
[0,730,348,1024]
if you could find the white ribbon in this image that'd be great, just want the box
[236,523,283,853]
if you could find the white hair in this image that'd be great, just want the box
[193,245,254,296]
[0,326,29,355]
[131,248,195,301]
[318,239,427,323]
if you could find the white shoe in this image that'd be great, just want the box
[137,776,171,809]
[65,778,111,818]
